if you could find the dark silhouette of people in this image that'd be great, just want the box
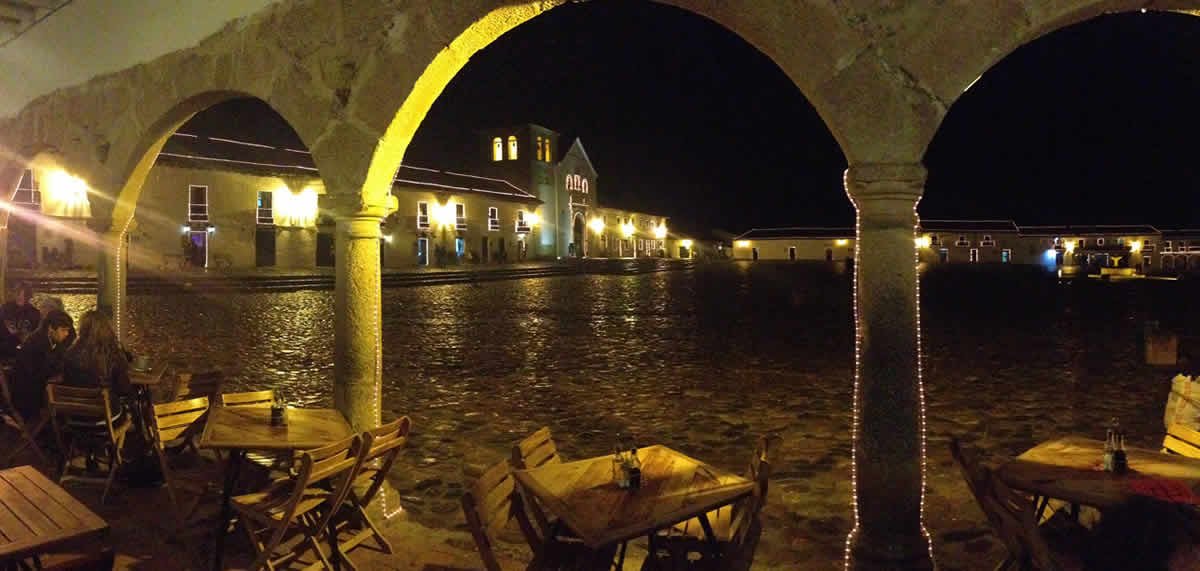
[11,310,74,420]
[0,282,42,357]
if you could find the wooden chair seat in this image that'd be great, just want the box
[233,480,333,522]
[235,434,367,571]
[48,385,132,504]
[648,435,772,571]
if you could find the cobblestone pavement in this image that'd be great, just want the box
[41,262,1198,569]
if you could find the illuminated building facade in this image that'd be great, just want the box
[734,221,1179,275]
[478,124,682,259]
[7,134,545,270]
[8,126,687,271]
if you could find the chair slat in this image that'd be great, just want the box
[1164,424,1200,458]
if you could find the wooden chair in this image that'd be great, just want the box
[949,438,1086,571]
[645,436,773,570]
[0,370,49,466]
[46,385,132,504]
[233,434,367,571]
[511,426,573,541]
[461,458,617,571]
[334,416,411,559]
[172,370,225,402]
[221,389,274,408]
[150,396,217,530]
[1163,423,1200,458]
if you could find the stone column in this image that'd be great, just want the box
[96,226,129,340]
[333,211,384,431]
[844,163,932,570]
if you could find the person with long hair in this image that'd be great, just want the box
[62,310,133,398]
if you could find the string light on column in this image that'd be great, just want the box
[843,169,862,567]
[842,167,933,567]
[913,202,934,564]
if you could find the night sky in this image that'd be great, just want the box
[182,3,1200,235]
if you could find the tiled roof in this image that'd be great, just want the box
[919,219,1018,233]
[1017,224,1160,236]
[156,133,537,202]
[735,227,854,240]
[394,165,539,202]
[1161,229,1200,239]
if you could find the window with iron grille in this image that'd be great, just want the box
[256,191,274,225]
[516,210,531,233]
[188,185,209,222]
[455,203,467,230]
[488,207,499,231]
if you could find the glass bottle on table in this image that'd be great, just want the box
[628,445,642,489]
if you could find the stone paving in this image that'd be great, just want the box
[11,261,1194,569]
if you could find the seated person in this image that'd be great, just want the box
[62,310,132,400]
[11,310,75,420]
[0,283,41,357]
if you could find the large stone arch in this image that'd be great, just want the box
[907,0,1200,155]
[344,1,950,204]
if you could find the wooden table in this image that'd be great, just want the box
[0,465,108,564]
[198,406,354,571]
[129,363,167,388]
[997,436,1200,509]
[513,445,754,551]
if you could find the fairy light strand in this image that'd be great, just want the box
[843,169,862,566]
[843,168,933,567]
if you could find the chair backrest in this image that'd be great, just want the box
[461,459,523,571]
[46,385,111,419]
[949,438,1061,571]
[291,434,366,532]
[46,385,120,445]
[174,370,224,401]
[355,416,411,504]
[151,396,209,449]
[220,389,273,408]
[1163,423,1200,458]
[510,426,562,470]
[729,435,773,546]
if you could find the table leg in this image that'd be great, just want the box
[615,540,627,570]
[213,449,243,571]
[697,512,720,558]
[1033,495,1049,521]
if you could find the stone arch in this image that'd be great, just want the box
[344,0,939,212]
[101,91,315,233]
[913,1,1200,154]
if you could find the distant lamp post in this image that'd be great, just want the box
[621,223,635,238]
[681,239,694,249]
[653,224,667,240]
[914,236,931,249]
[1129,240,1142,253]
